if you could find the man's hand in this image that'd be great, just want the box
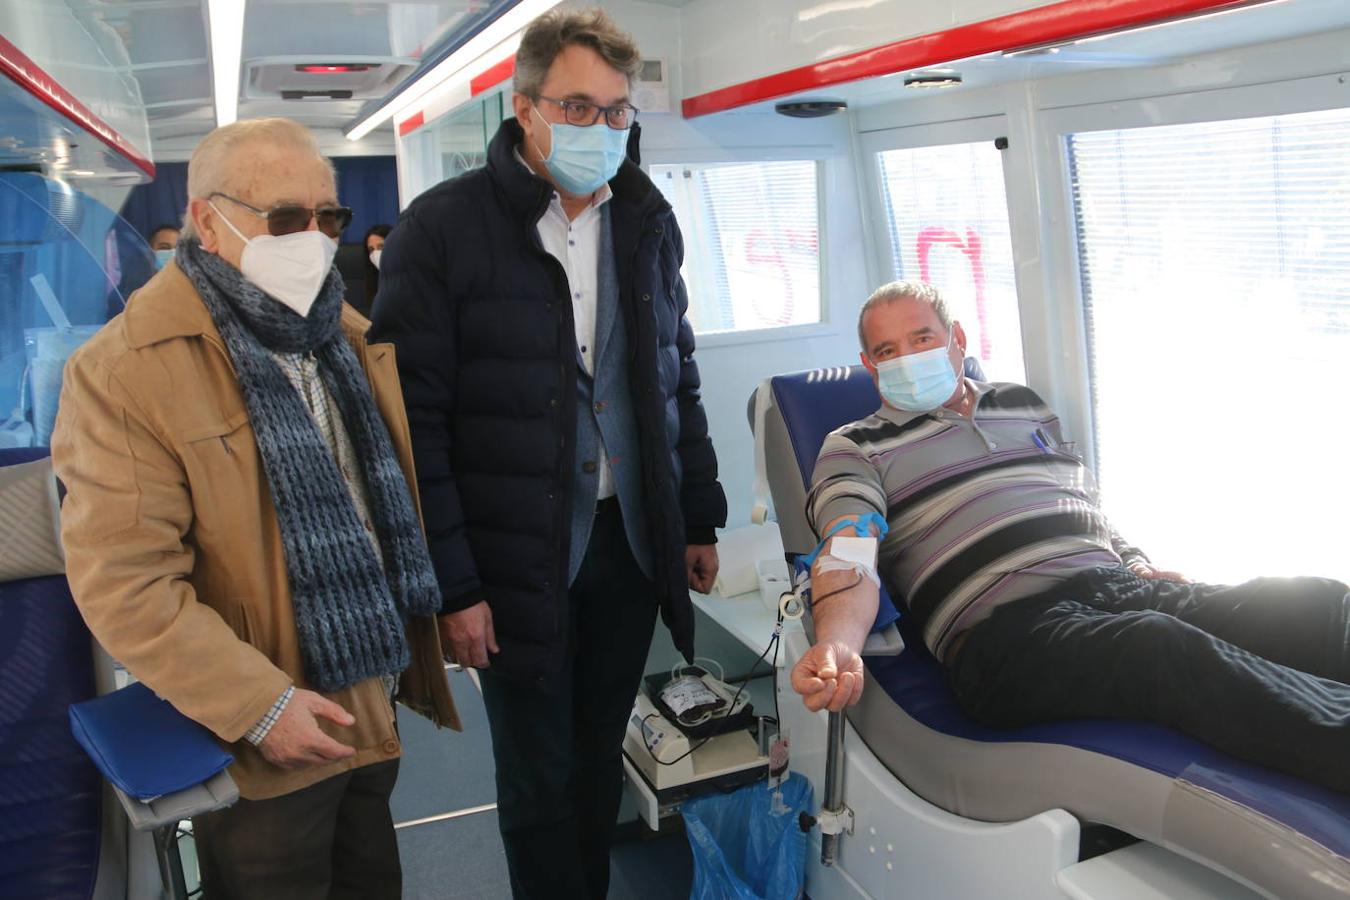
[437,601,499,668]
[790,639,865,712]
[1128,560,1192,583]
[258,689,357,770]
[686,544,719,594]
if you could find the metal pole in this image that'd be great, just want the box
[153,822,190,900]
[820,710,846,866]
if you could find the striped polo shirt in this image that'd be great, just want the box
[809,381,1141,661]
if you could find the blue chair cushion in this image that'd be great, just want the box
[70,682,233,802]
[865,611,1350,859]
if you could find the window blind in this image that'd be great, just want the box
[652,160,820,335]
[876,141,1024,382]
[1069,107,1350,582]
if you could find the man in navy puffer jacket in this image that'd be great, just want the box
[369,8,726,898]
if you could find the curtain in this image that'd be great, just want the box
[119,156,399,247]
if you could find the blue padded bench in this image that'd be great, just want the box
[754,365,1350,900]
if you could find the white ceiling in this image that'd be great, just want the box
[774,0,1350,110]
[64,0,493,146]
[55,0,1350,157]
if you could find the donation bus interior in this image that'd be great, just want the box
[2,0,1349,897]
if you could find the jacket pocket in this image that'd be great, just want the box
[218,595,254,641]
[180,410,252,453]
[179,412,260,538]
[220,595,280,662]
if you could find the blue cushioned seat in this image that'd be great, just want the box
[0,447,102,899]
[0,574,102,900]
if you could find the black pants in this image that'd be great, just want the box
[479,500,661,900]
[193,759,401,899]
[949,567,1350,793]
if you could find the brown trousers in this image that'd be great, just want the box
[193,759,401,899]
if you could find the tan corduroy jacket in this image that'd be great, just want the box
[51,262,460,801]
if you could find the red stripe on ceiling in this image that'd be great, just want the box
[471,55,516,96]
[0,35,155,178]
[397,111,425,137]
[682,0,1257,118]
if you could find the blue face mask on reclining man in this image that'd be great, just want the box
[873,330,958,412]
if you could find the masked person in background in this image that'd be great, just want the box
[363,223,391,315]
[148,223,180,269]
[53,117,457,899]
[370,8,726,898]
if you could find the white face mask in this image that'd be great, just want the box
[369,248,382,270]
[210,201,337,317]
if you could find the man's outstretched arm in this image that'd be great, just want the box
[791,515,882,713]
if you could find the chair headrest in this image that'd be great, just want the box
[770,366,881,490]
[0,448,64,582]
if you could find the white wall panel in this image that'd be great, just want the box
[676,0,1047,100]
[604,0,875,528]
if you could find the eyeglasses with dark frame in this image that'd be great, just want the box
[209,192,353,238]
[536,96,639,130]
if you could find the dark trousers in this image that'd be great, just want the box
[950,567,1350,793]
[193,759,401,900]
[479,500,661,900]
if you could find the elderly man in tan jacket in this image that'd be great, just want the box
[52,117,457,899]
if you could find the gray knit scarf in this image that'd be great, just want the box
[176,238,441,692]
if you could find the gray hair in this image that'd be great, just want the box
[513,7,642,99]
[857,281,952,351]
[181,117,334,239]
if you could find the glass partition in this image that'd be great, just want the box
[0,172,153,448]
[397,93,505,202]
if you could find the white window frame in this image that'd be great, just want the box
[642,146,834,348]
[856,114,1043,383]
[856,116,1011,292]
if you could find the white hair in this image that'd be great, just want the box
[180,117,334,239]
[857,281,952,351]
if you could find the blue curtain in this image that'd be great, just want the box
[334,156,400,243]
[119,156,399,246]
[119,161,188,241]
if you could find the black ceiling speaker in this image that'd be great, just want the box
[774,100,847,118]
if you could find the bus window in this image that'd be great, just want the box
[1069,107,1350,583]
[875,140,1023,382]
[651,160,820,335]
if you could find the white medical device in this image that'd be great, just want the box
[621,666,769,829]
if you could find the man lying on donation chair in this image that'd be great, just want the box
[790,280,1349,795]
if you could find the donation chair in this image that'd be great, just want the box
[750,366,1349,900]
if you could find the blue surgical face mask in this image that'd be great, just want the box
[154,248,175,270]
[531,105,628,195]
[873,332,959,412]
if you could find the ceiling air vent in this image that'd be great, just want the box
[244,58,417,101]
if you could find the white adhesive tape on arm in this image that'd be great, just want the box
[814,554,879,587]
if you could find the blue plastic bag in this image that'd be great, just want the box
[683,773,813,900]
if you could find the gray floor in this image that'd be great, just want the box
[394,667,697,900]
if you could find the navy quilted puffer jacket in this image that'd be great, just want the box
[369,119,727,684]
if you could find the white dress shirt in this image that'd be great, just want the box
[516,147,617,499]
